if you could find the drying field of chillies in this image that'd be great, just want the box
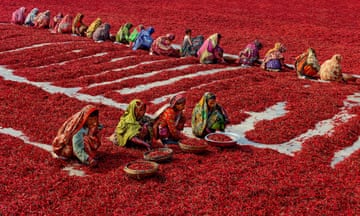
[0,0,360,215]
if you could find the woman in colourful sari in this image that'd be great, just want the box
[261,42,288,72]
[34,10,51,29]
[192,92,229,138]
[115,22,133,44]
[150,33,180,57]
[52,105,103,166]
[86,18,102,38]
[72,13,88,36]
[236,40,263,66]
[319,54,357,83]
[24,8,39,26]
[197,33,225,64]
[294,48,320,79]
[54,14,73,34]
[153,94,186,145]
[92,23,111,42]
[11,7,26,25]
[128,24,144,47]
[132,26,155,51]
[112,99,152,150]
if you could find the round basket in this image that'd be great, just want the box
[179,139,208,153]
[205,132,239,147]
[123,160,159,179]
[143,148,173,162]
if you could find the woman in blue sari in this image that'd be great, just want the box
[132,26,155,51]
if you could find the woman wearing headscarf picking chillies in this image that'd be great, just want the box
[192,92,229,138]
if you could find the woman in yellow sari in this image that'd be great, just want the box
[72,13,88,36]
[86,18,102,38]
[111,99,152,150]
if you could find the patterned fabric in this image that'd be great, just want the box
[52,105,102,164]
[86,18,102,38]
[34,10,51,29]
[132,27,155,51]
[114,99,143,147]
[197,33,223,64]
[56,14,73,33]
[115,23,133,44]
[319,54,343,81]
[11,7,26,25]
[72,13,87,36]
[50,13,63,29]
[192,92,229,137]
[294,48,320,78]
[150,33,179,57]
[24,8,39,26]
[261,42,286,71]
[238,41,261,65]
[92,23,111,41]
[153,94,186,141]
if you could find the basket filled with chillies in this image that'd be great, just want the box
[123,160,159,179]
[204,132,239,148]
[143,147,173,163]
[179,138,209,153]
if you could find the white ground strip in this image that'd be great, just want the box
[0,42,359,172]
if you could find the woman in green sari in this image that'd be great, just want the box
[192,92,229,138]
[111,99,152,150]
[115,22,133,44]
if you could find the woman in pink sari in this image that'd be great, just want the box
[197,33,225,64]
[52,105,103,166]
[54,14,73,34]
[150,33,180,57]
[11,7,26,25]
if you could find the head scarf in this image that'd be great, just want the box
[170,94,186,108]
[24,8,39,26]
[115,99,143,146]
[52,105,98,152]
[191,92,216,137]
[166,33,175,41]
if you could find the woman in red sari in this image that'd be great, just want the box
[153,94,186,145]
[150,33,180,57]
[52,105,103,166]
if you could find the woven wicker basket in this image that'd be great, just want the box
[179,141,208,153]
[143,148,173,162]
[123,160,159,179]
[205,132,239,148]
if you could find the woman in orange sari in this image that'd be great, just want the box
[294,48,320,79]
[52,105,103,166]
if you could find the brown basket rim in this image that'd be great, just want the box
[143,147,173,162]
[123,160,159,176]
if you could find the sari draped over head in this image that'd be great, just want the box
[34,10,51,28]
[92,23,111,41]
[261,42,286,70]
[86,18,102,38]
[52,105,100,155]
[181,35,204,57]
[197,33,222,64]
[115,22,133,44]
[238,40,262,65]
[72,13,87,36]
[151,33,179,57]
[115,99,143,147]
[192,92,228,137]
[11,7,26,25]
[24,8,39,26]
[129,24,144,42]
[153,94,186,141]
[132,27,155,51]
[295,48,320,78]
[56,14,73,33]
[319,54,343,81]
